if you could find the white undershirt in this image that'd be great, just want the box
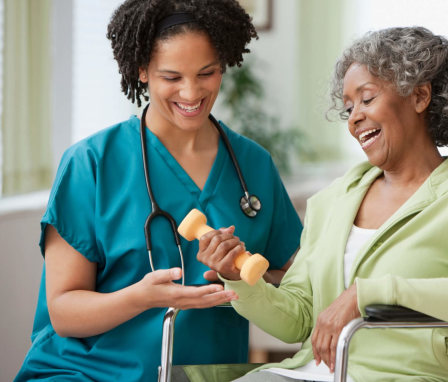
[344,225,377,288]
[264,225,376,381]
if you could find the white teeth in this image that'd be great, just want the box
[359,129,380,142]
[176,101,201,112]
[361,135,377,147]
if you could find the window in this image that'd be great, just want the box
[0,1,137,198]
[1,0,52,197]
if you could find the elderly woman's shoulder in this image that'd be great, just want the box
[310,161,380,202]
[341,161,380,187]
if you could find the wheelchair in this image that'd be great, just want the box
[158,304,448,382]
[333,304,448,382]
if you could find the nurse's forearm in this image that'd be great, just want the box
[49,274,236,338]
[49,283,150,338]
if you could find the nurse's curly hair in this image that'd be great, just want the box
[329,26,448,146]
[106,0,258,107]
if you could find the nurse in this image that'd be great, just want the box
[15,0,303,381]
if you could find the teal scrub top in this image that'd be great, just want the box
[15,116,302,382]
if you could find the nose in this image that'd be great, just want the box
[179,78,201,102]
[347,103,365,127]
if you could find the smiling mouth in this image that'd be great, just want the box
[175,100,202,113]
[359,128,381,148]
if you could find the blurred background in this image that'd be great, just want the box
[2,0,448,380]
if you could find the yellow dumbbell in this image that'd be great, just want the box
[178,209,269,286]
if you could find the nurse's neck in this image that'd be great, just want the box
[144,105,219,189]
[145,105,219,155]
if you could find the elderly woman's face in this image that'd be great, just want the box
[342,63,427,169]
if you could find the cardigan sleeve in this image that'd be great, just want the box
[223,212,313,344]
[356,275,448,321]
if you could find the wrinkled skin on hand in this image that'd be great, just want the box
[196,226,245,281]
[311,283,360,372]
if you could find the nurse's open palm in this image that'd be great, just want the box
[139,268,237,310]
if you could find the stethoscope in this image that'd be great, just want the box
[139,103,261,282]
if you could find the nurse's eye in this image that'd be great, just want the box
[362,97,374,105]
[163,76,181,82]
[199,71,215,78]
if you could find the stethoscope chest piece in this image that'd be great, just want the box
[240,193,261,218]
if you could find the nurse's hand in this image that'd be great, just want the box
[196,226,245,281]
[139,267,238,310]
[311,283,360,372]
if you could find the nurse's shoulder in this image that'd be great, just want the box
[58,115,140,170]
[217,120,272,164]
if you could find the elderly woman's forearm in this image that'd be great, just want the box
[227,278,313,343]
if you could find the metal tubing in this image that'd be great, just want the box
[334,318,448,382]
[334,318,367,382]
[158,307,179,382]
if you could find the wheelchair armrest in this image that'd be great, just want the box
[365,304,442,322]
[334,305,447,382]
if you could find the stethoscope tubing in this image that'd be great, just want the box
[207,114,250,196]
[139,103,261,278]
[140,104,185,284]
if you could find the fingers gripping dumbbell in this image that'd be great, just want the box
[178,209,269,286]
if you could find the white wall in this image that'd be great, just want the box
[214,0,299,129]
[0,201,46,381]
[71,0,136,143]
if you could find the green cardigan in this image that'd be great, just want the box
[226,160,448,381]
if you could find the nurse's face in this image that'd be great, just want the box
[140,31,223,133]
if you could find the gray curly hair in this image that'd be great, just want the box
[329,26,448,146]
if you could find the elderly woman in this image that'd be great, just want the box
[184,26,448,382]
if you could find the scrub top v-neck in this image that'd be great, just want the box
[15,115,302,382]
[144,122,226,209]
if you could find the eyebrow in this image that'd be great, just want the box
[157,61,221,74]
[343,81,377,101]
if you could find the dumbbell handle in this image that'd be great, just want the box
[192,224,251,271]
[193,225,214,240]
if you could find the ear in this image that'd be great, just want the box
[139,67,148,83]
[413,82,431,114]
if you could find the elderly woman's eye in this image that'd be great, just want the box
[345,106,353,115]
[363,97,374,105]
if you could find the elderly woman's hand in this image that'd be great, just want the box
[196,226,245,281]
[311,283,360,372]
